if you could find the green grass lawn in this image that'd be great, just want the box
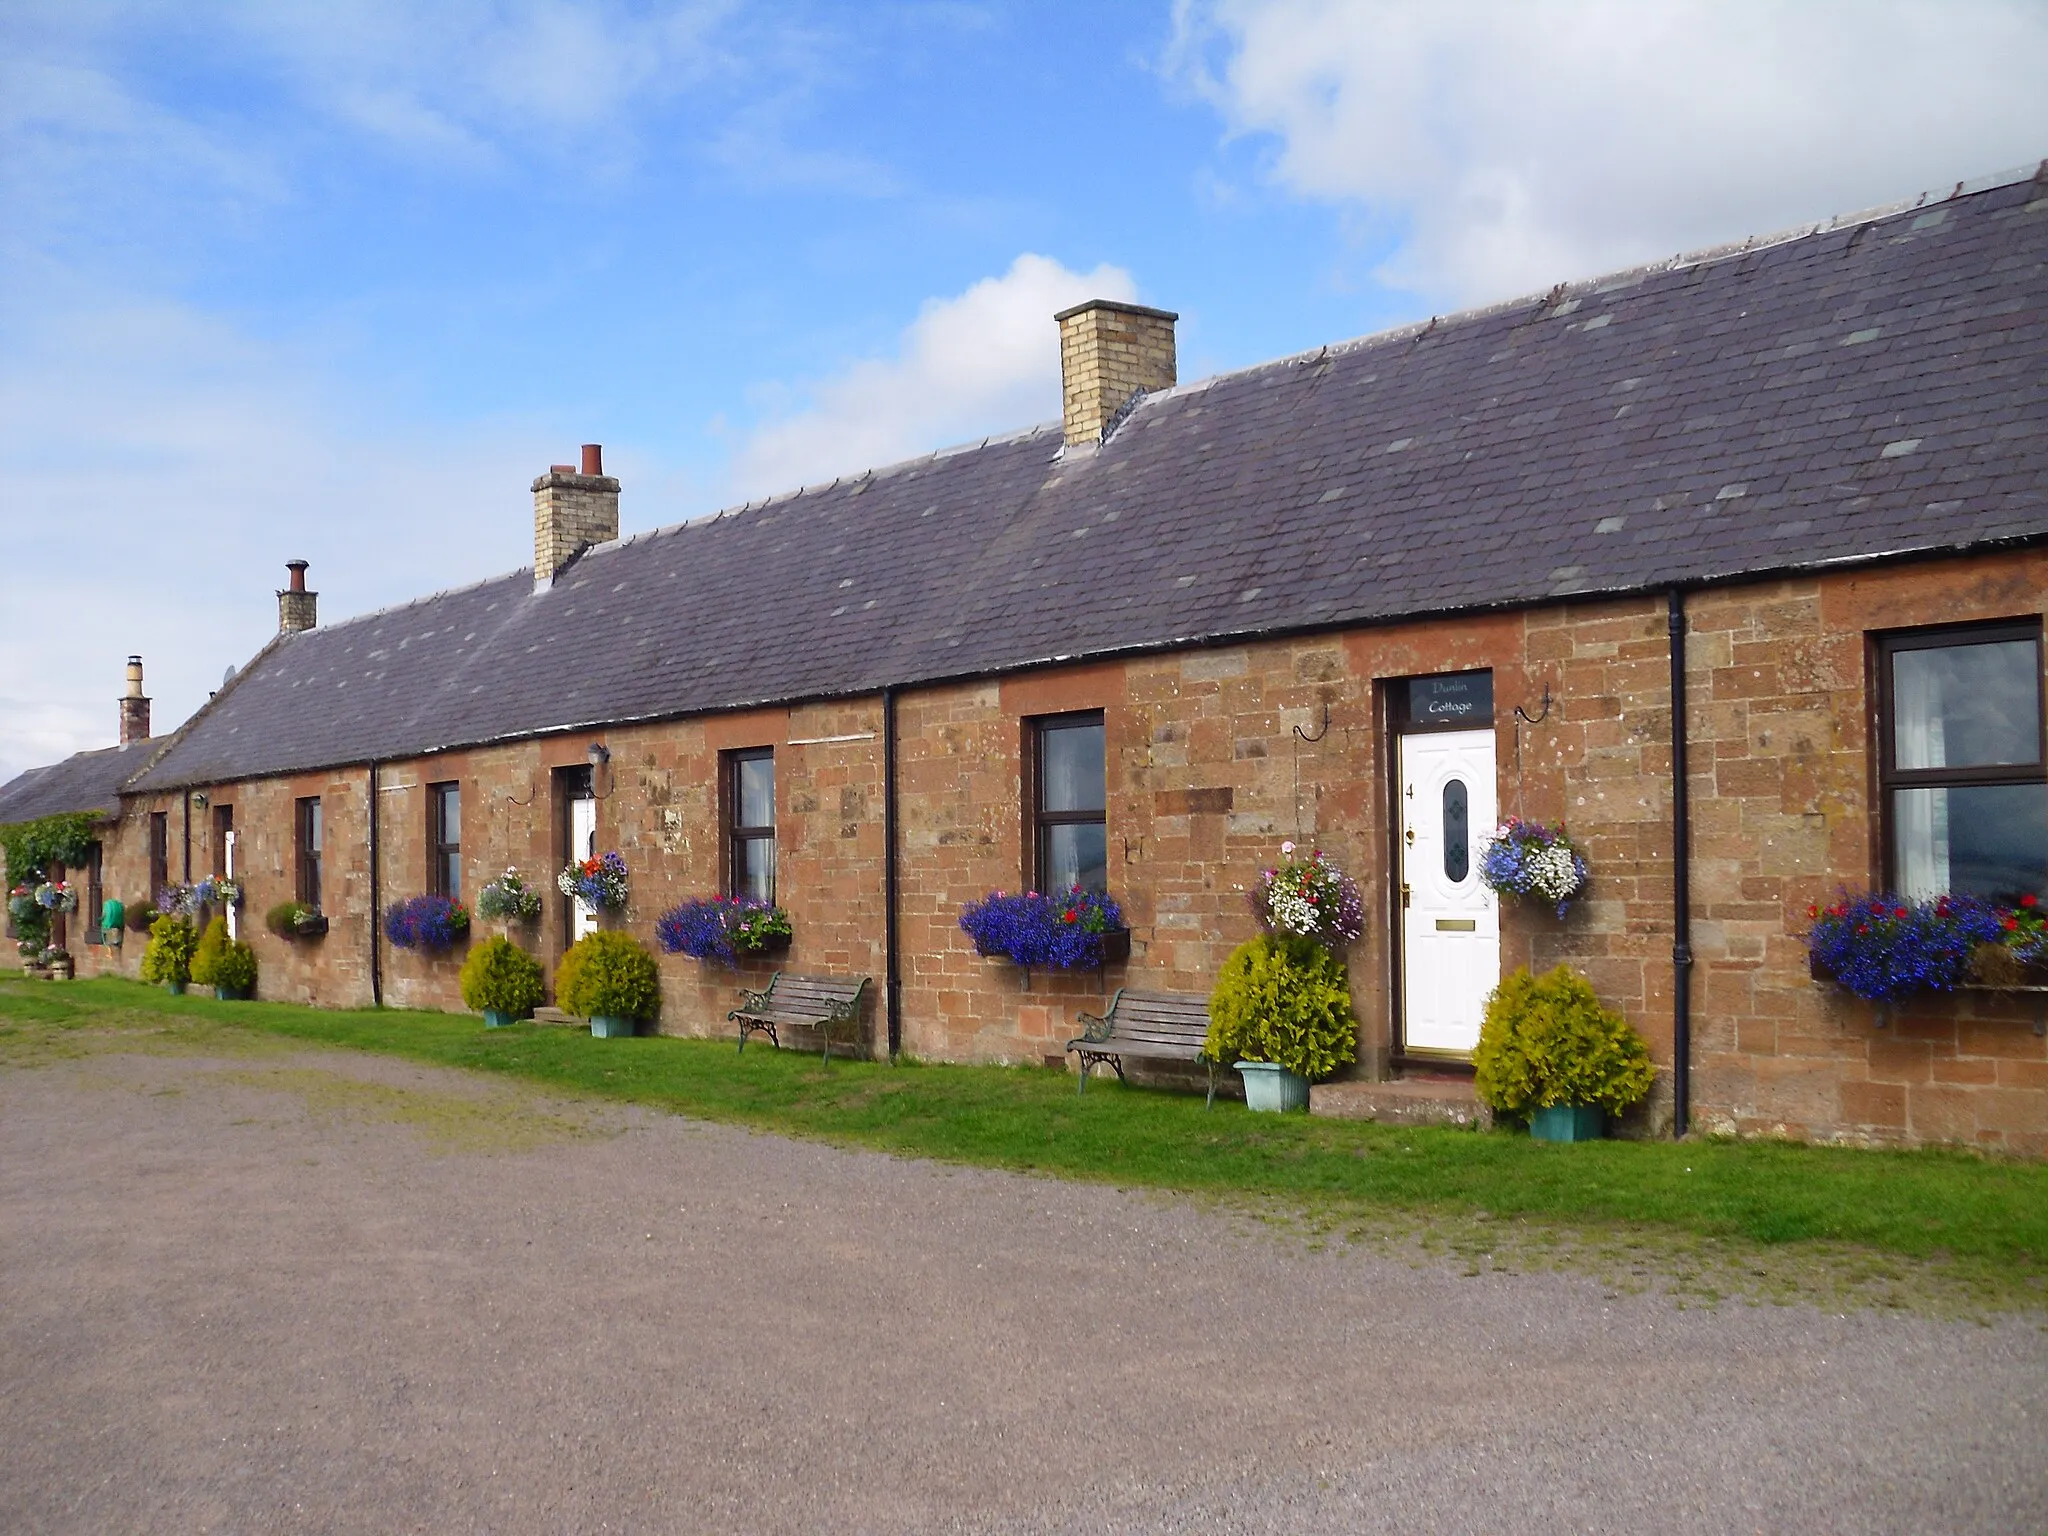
[5,975,2046,1313]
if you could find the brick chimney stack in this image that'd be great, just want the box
[533,444,620,592]
[277,560,318,634]
[118,655,151,745]
[1054,300,1178,447]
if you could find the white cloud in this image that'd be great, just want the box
[730,253,1138,498]
[0,285,556,786]
[1172,0,2048,306]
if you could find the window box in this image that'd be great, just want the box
[960,889,1130,986]
[974,927,1131,988]
[656,896,792,967]
[1806,892,2047,1010]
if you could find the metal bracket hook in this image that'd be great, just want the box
[1514,685,1553,727]
[1293,702,1331,744]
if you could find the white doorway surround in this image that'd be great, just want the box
[1398,728,1500,1056]
[569,795,599,942]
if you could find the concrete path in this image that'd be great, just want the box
[2,1049,2043,1534]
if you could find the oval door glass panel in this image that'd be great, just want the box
[1442,778,1470,882]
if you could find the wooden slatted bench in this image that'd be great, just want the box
[729,972,870,1063]
[1067,987,1220,1106]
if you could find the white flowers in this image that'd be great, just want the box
[1523,841,1584,904]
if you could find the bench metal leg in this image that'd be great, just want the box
[1206,1062,1217,1110]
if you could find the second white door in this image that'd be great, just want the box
[569,796,599,942]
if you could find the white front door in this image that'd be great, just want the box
[569,796,599,942]
[1399,729,1500,1056]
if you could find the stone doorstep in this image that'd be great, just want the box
[1310,1076,1492,1129]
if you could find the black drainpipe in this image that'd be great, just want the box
[1667,589,1693,1137]
[883,688,902,1061]
[368,760,383,1008]
[181,791,192,883]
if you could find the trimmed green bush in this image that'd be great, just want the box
[1473,964,1655,1119]
[460,935,545,1018]
[214,937,258,995]
[139,915,198,985]
[189,916,229,987]
[1204,935,1358,1081]
[557,931,661,1022]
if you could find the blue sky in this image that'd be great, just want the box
[4,0,2047,783]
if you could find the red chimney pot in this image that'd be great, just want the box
[286,559,309,593]
[581,443,603,476]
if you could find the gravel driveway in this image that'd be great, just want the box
[2,1047,2043,1535]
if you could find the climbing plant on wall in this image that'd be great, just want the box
[0,812,99,886]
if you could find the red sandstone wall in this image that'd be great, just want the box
[54,547,2048,1152]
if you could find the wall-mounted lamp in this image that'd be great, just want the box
[191,792,209,809]
[588,741,615,799]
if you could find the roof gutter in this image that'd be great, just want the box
[1668,589,1694,1137]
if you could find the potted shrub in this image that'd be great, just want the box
[1204,935,1358,1111]
[190,916,230,992]
[41,947,73,980]
[213,936,258,1000]
[1249,842,1365,950]
[1473,965,1655,1141]
[266,901,329,942]
[1478,817,1590,918]
[476,869,544,927]
[140,914,198,993]
[557,930,661,1037]
[656,895,793,966]
[459,935,546,1027]
[959,888,1128,982]
[383,893,470,953]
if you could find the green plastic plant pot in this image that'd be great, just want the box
[483,1008,514,1029]
[214,985,232,1001]
[1531,1104,1605,1142]
[1234,1060,1310,1112]
[589,1015,635,1039]
[165,980,186,996]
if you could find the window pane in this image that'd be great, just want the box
[308,800,322,854]
[1043,823,1107,895]
[1442,778,1470,882]
[1893,640,2042,770]
[1891,784,2048,903]
[1040,722,1105,813]
[441,849,461,903]
[737,756,775,829]
[439,785,460,846]
[737,837,775,903]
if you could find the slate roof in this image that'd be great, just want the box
[0,740,159,825]
[131,167,2048,792]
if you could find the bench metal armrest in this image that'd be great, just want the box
[1073,1011,1114,1044]
[735,982,777,1015]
